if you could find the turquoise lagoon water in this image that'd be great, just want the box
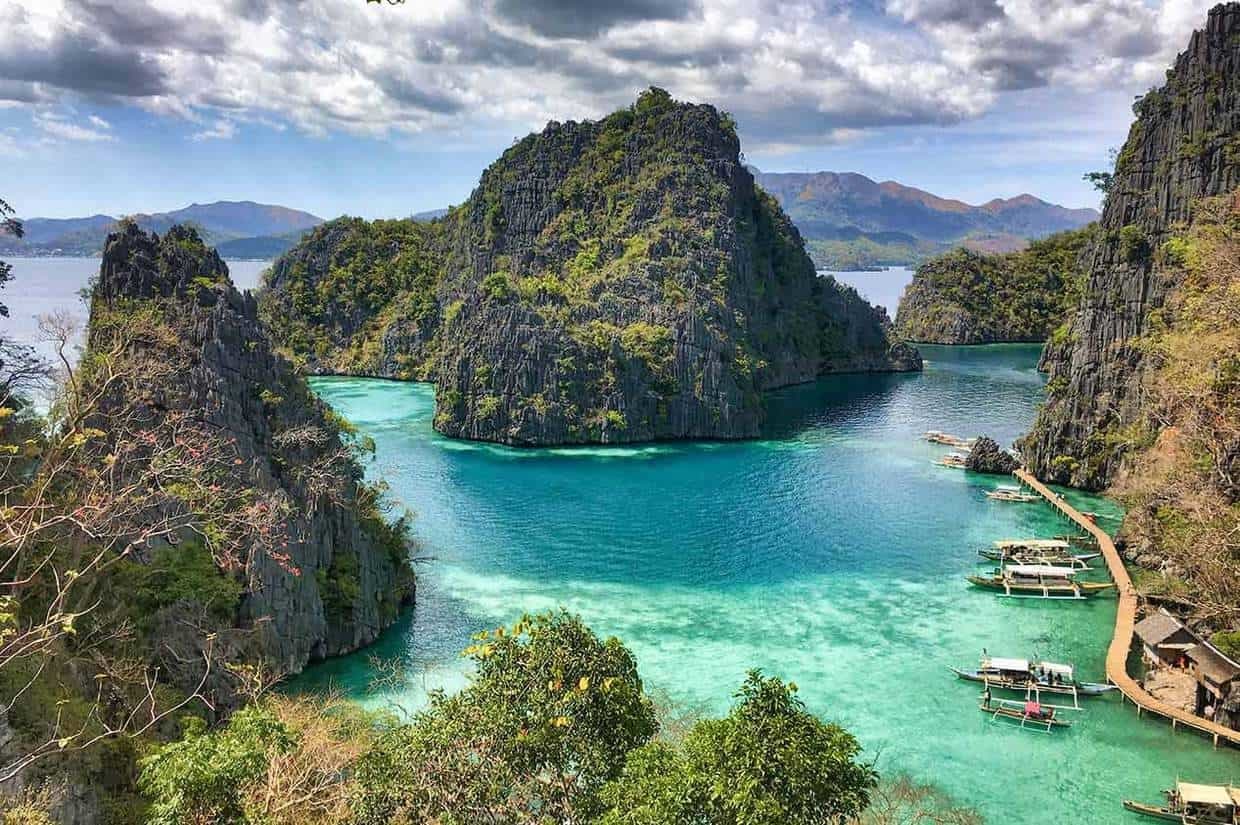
[295,345,1237,824]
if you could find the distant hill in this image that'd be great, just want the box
[1,201,323,257]
[752,171,1097,269]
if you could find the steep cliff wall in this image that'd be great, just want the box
[1022,3,1240,489]
[92,223,415,676]
[263,89,919,446]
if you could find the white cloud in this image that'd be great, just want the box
[87,114,111,130]
[32,110,115,142]
[0,0,1221,151]
[191,118,237,141]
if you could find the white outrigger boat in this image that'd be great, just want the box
[935,452,969,468]
[977,540,1101,569]
[985,484,1040,502]
[924,430,976,449]
[1124,781,1240,823]
[951,653,1115,707]
[967,563,1114,599]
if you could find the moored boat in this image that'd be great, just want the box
[985,485,1040,502]
[951,654,1115,697]
[925,430,976,449]
[1123,781,1240,823]
[979,696,1072,731]
[976,547,1100,569]
[967,564,1114,599]
[935,452,969,468]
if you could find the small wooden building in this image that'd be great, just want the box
[1134,610,1199,668]
[1187,642,1240,720]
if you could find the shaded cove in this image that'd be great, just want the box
[291,345,1234,825]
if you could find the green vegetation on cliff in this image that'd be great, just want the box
[262,217,442,378]
[261,88,918,447]
[895,226,1094,344]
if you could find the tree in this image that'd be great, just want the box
[352,610,658,823]
[1082,147,1120,195]
[599,671,876,825]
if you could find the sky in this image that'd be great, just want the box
[0,0,1218,220]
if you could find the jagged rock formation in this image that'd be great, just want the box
[1022,3,1240,490]
[895,227,1093,344]
[92,223,415,676]
[965,436,1019,475]
[262,89,920,446]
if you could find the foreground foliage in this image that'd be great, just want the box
[137,611,897,825]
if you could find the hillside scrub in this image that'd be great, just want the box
[1111,191,1240,633]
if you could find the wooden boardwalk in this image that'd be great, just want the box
[1013,468,1240,748]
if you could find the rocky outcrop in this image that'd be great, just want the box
[1022,3,1240,489]
[263,89,920,446]
[895,227,1092,344]
[92,223,415,677]
[965,436,1020,475]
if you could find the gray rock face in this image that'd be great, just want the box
[965,436,1020,475]
[261,92,921,447]
[431,95,920,445]
[93,223,414,679]
[1022,3,1240,490]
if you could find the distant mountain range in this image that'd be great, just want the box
[3,176,1096,269]
[751,170,1098,269]
[1,201,324,258]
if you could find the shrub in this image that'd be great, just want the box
[481,272,514,302]
[598,671,876,825]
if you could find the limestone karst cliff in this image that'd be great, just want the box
[1021,2,1240,490]
[91,223,415,677]
[261,89,920,446]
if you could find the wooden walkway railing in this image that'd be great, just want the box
[1013,468,1240,748]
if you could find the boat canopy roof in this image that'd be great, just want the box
[1177,782,1235,807]
[1039,661,1074,677]
[1006,564,1076,577]
[995,484,1022,491]
[994,539,1070,550]
[985,657,1029,672]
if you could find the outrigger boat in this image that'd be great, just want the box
[979,695,1071,732]
[967,563,1115,599]
[992,538,1073,551]
[985,484,1040,502]
[979,539,1100,568]
[1124,781,1240,823]
[977,547,1101,569]
[951,654,1115,703]
[935,452,969,469]
[924,430,976,449]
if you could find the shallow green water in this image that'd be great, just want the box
[295,344,1237,823]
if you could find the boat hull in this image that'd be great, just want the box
[980,702,1071,729]
[1121,800,1225,823]
[966,576,1114,599]
[977,549,1101,566]
[951,668,1115,696]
